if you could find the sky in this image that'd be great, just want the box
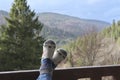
[0,0,120,23]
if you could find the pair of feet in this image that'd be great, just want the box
[40,40,67,75]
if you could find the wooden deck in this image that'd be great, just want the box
[0,65,120,80]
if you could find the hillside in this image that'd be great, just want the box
[38,12,110,36]
[38,12,110,45]
[0,10,8,25]
[0,10,110,45]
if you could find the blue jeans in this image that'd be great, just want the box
[37,73,52,80]
[37,59,56,80]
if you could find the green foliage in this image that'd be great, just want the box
[103,20,120,41]
[63,31,104,66]
[0,0,44,71]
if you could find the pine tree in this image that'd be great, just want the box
[0,0,44,71]
[118,20,120,26]
[112,19,116,27]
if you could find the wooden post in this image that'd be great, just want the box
[113,75,120,80]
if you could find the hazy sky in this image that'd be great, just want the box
[0,0,120,23]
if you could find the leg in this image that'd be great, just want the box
[37,40,56,80]
[37,58,53,80]
[36,40,68,80]
[37,48,68,80]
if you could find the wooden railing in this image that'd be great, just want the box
[0,65,120,80]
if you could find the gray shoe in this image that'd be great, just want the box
[42,39,56,59]
[52,48,67,66]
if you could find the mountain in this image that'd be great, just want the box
[0,10,110,45]
[0,10,8,25]
[38,12,110,36]
[38,12,110,45]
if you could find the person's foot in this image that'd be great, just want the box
[42,39,56,59]
[52,48,67,68]
[40,39,56,74]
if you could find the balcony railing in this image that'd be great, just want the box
[0,65,120,80]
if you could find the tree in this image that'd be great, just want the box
[117,20,120,26]
[63,27,109,67]
[0,0,44,71]
[103,20,120,41]
[112,19,116,27]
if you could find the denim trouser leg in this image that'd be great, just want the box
[37,73,52,80]
[37,58,53,80]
